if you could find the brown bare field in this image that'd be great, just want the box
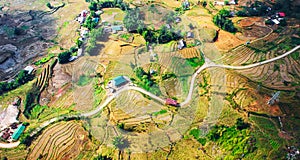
[28,121,95,160]
[238,17,264,27]
[215,30,246,51]
[242,24,272,38]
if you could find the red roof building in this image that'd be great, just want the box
[278,12,286,17]
[165,98,179,106]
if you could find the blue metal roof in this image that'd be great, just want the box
[113,76,127,87]
[111,26,123,31]
[12,124,25,140]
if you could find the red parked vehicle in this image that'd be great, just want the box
[165,98,179,107]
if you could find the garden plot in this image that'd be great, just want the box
[72,57,98,111]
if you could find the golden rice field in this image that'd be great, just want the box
[27,121,94,160]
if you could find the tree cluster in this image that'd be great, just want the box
[134,67,161,95]
[123,8,145,33]
[205,118,255,159]
[0,70,34,95]
[57,46,79,64]
[213,9,236,33]
[58,51,71,64]
[236,1,274,17]
[83,16,98,30]
[88,0,129,12]
[23,86,40,119]
[162,11,176,24]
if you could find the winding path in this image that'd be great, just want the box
[1,45,299,148]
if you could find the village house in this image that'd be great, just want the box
[182,0,190,9]
[107,76,131,93]
[111,25,123,34]
[187,31,194,38]
[175,17,181,23]
[11,124,25,141]
[214,1,225,5]
[228,0,236,5]
[178,39,185,50]
[165,98,179,107]
[23,66,34,74]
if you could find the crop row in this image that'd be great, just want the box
[28,121,77,159]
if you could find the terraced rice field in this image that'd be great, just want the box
[36,59,58,92]
[27,121,92,160]
[178,47,201,58]
[220,38,300,91]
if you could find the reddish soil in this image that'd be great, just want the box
[239,17,264,27]
[246,95,282,116]
[278,131,293,140]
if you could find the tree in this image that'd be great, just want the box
[58,51,71,64]
[46,2,53,9]
[213,9,236,33]
[123,8,145,32]
[188,23,194,30]
[202,1,207,7]
[89,2,98,11]
[112,136,129,150]
[235,118,250,130]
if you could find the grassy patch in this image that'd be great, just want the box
[77,75,92,86]
[30,105,48,119]
[249,115,287,159]
[34,53,55,65]
[120,33,130,40]
[152,109,167,116]
[62,21,69,28]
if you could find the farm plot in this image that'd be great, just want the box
[242,25,272,39]
[237,54,300,91]
[178,47,201,58]
[28,121,94,160]
[72,57,98,111]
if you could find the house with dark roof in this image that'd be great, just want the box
[175,17,181,23]
[187,32,194,38]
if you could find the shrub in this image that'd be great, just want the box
[46,2,53,9]
[213,9,236,33]
[58,51,71,64]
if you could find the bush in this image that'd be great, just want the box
[236,118,250,130]
[213,9,236,33]
[23,87,40,119]
[58,51,71,64]
[0,70,34,95]
[112,136,129,150]
[14,27,25,35]
[46,2,53,9]
[76,38,83,48]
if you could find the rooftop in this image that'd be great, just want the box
[113,76,128,87]
[112,25,123,31]
[24,66,34,74]
[11,124,25,140]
